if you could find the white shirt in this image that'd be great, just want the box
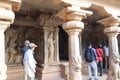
[23,49,36,77]
[103,46,109,56]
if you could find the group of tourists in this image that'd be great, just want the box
[84,43,109,80]
[21,40,109,80]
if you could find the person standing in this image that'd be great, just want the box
[23,43,37,80]
[96,44,104,76]
[21,40,30,65]
[103,44,109,69]
[84,43,98,80]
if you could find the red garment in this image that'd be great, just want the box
[96,48,104,61]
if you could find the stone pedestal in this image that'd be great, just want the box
[36,65,64,80]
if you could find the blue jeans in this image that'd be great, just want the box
[87,61,98,79]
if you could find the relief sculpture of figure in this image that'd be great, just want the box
[47,31,54,62]
[72,56,82,72]
[107,53,120,80]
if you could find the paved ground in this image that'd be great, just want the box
[7,63,108,80]
[82,71,107,80]
[7,70,107,80]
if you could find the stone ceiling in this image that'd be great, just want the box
[18,0,120,25]
[20,0,62,12]
[20,0,120,12]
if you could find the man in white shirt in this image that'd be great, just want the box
[103,44,109,69]
[23,43,37,80]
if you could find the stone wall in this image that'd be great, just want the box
[5,26,41,64]
[4,11,64,65]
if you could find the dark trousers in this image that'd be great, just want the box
[105,56,109,69]
[98,61,103,76]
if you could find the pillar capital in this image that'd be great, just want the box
[55,27,59,31]
[62,21,84,35]
[0,21,10,30]
[0,0,21,24]
[0,8,15,24]
[0,0,21,11]
[97,15,120,27]
[10,0,22,11]
[104,27,120,37]
[43,27,55,32]
[104,27,120,38]
[57,6,92,21]
[55,0,92,21]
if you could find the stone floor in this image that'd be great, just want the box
[82,71,107,80]
[7,63,108,80]
[7,70,107,80]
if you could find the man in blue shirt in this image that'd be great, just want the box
[84,43,98,80]
[21,40,30,65]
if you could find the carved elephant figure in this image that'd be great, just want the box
[72,56,82,72]
[107,53,120,80]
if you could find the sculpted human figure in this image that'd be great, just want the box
[47,31,54,62]
[107,53,120,80]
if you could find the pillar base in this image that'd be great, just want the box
[36,64,65,80]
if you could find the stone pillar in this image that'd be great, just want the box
[54,27,59,62]
[98,16,120,80]
[56,2,92,79]
[38,27,61,80]
[43,27,59,64]
[105,27,120,80]
[63,21,84,80]
[0,22,10,80]
[43,27,49,65]
[0,0,21,79]
[79,31,82,56]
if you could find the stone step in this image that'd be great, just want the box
[7,64,24,74]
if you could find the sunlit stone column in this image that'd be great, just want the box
[98,16,120,80]
[56,1,92,79]
[0,0,21,80]
[105,27,120,80]
[0,21,10,80]
[63,21,84,80]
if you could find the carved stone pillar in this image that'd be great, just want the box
[98,16,120,80]
[0,0,21,80]
[56,1,92,80]
[62,21,84,80]
[0,22,10,80]
[43,27,57,65]
[54,27,59,62]
[37,27,61,80]
[43,27,49,65]
[105,27,120,80]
